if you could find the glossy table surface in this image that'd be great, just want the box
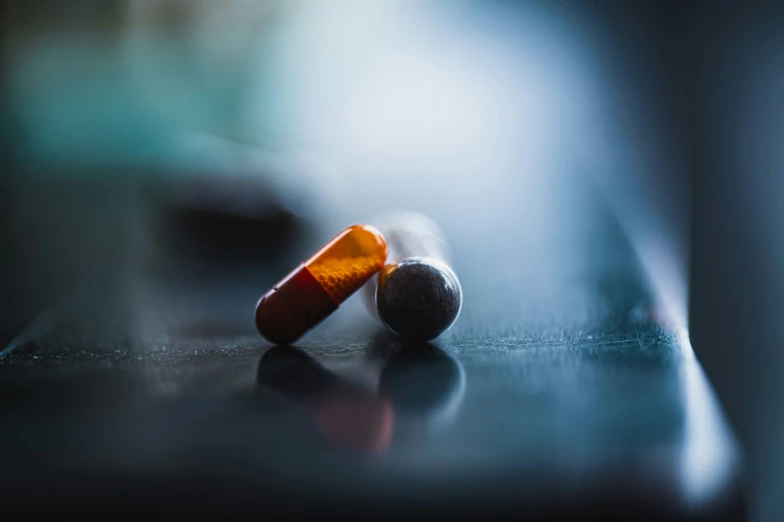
[0,168,742,520]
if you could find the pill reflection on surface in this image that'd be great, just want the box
[255,225,387,345]
[257,346,394,454]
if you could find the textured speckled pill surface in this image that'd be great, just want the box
[376,256,462,342]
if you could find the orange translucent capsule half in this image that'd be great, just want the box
[255,225,387,344]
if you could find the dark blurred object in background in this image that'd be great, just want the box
[690,3,784,522]
[150,180,301,274]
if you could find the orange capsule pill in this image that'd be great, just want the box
[255,225,387,344]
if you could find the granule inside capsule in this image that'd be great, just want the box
[308,256,383,302]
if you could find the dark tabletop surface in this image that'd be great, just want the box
[0,165,743,520]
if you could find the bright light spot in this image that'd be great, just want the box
[339,49,493,161]
[678,336,740,508]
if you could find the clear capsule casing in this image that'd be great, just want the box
[361,211,450,318]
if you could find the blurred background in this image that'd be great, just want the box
[0,1,782,520]
[0,0,691,358]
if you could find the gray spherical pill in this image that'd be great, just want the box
[376,257,462,342]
